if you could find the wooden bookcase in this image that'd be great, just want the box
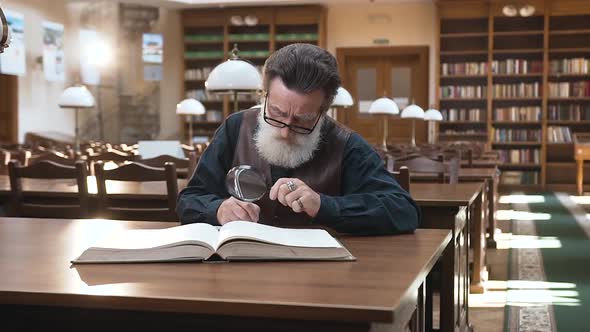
[180,5,326,142]
[437,0,590,192]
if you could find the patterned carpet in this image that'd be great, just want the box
[505,193,590,332]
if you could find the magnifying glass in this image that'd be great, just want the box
[225,165,267,202]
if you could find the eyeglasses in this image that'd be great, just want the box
[262,96,322,135]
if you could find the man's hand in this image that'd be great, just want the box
[217,197,260,225]
[269,178,321,218]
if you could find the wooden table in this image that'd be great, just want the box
[0,217,451,332]
[574,133,590,195]
[412,167,499,249]
[411,182,483,330]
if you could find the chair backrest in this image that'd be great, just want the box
[393,155,458,184]
[389,166,410,193]
[94,161,178,222]
[28,151,78,166]
[138,154,194,178]
[7,160,89,218]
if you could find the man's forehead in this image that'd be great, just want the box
[267,80,324,113]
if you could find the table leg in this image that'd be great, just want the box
[577,159,583,196]
[486,177,498,249]
[470,188,486,294]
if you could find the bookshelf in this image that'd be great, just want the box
[181,6,325,141]
[437,0,590,192]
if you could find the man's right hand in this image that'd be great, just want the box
[217,197,260,225]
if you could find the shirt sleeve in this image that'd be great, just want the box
[313,133,420,235]
[175,113,243,225]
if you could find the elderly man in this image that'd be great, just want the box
[177,43,419,235]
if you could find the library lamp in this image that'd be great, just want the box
[401,103,425,147]
[424,108,443,144]
[176,98,206,144]
[0,7,12,53]
[58,85,95,153]
[206,44,262,114]
[369,97,399,151]
[329,87,354,122]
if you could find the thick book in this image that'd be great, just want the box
[71,221,356,264]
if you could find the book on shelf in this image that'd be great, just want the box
[493,82,541,98]
[441,108,485,121]
[440,85,486,98]
[492,128,541,142]
[497,149,540,163]
[550,58,590,75]
[494,106,541,121]
[492,59,542,75]
[548,81,590,98]
[548,104,590,120]
[547,126,573,143]
[441,62,487,76]
[71,221,356,264]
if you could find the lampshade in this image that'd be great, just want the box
[0,8,11,53]
[401,104,425,119]
[502,5,518,17]
[58,85,95,108]
[519,5,535,17]
[368,97,399,115]
[176,98,206,115]
[205,45,262,92]
[424,108,443,121]
[331,87,354,108]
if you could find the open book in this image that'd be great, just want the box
[71,221,355,263]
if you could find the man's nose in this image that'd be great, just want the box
[279,126,290,139]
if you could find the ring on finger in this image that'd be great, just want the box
[296,197,304,209]
[286,180,296,192]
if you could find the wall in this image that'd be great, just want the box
[325,1,437,105]
[1,0,78,143]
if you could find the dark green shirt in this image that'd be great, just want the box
[176,111,420,235]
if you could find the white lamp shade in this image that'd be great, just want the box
[176,98,206,115]
[205,59,262,92]
[368,97,399,115]
[58,86,95,108]
[424,108,443,121]
[519,5,535,17]
[331,87,354,107]
[401,104,425,119]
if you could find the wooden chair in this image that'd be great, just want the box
[393,155,459,184]
[94,161,179,222]
[28,151,78,166]
[138,153,198,178]
[87,149,137,175]
[7,160,89,218]
[389,166,410,193]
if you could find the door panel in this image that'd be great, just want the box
[0,74,18,144]
[337,47,429,147]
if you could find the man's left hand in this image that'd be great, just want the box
[269,178,321,218]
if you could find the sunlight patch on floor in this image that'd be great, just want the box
[499,195,545,204]
[496,209,552,221]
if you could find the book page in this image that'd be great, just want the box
[216,221,342,250]
[93,223,219,251]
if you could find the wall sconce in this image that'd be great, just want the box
[502,4,535,17]
[230,15,258,26]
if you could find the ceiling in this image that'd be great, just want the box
[70,0,430,10]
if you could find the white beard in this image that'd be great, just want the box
[254,108,324,169]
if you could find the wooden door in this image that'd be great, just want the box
[0,74,18,144]
[337,46,429,146]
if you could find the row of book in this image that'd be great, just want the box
[549,58,590,75]
[493,83,541,98]
[441,108,485,121]
[548,81,590,97]
[492,129,541,142]
[494,107,541,121]
[547,104,590,120]
[501,171,539,185]
[440,129,487,135]
[491,59,542,75]
[441,62,487,76]
[440,85,486,99]
[497,149,540,163]
[547,126,573,143]
[186,89,258,102]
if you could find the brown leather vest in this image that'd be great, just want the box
[232,108,351,227]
